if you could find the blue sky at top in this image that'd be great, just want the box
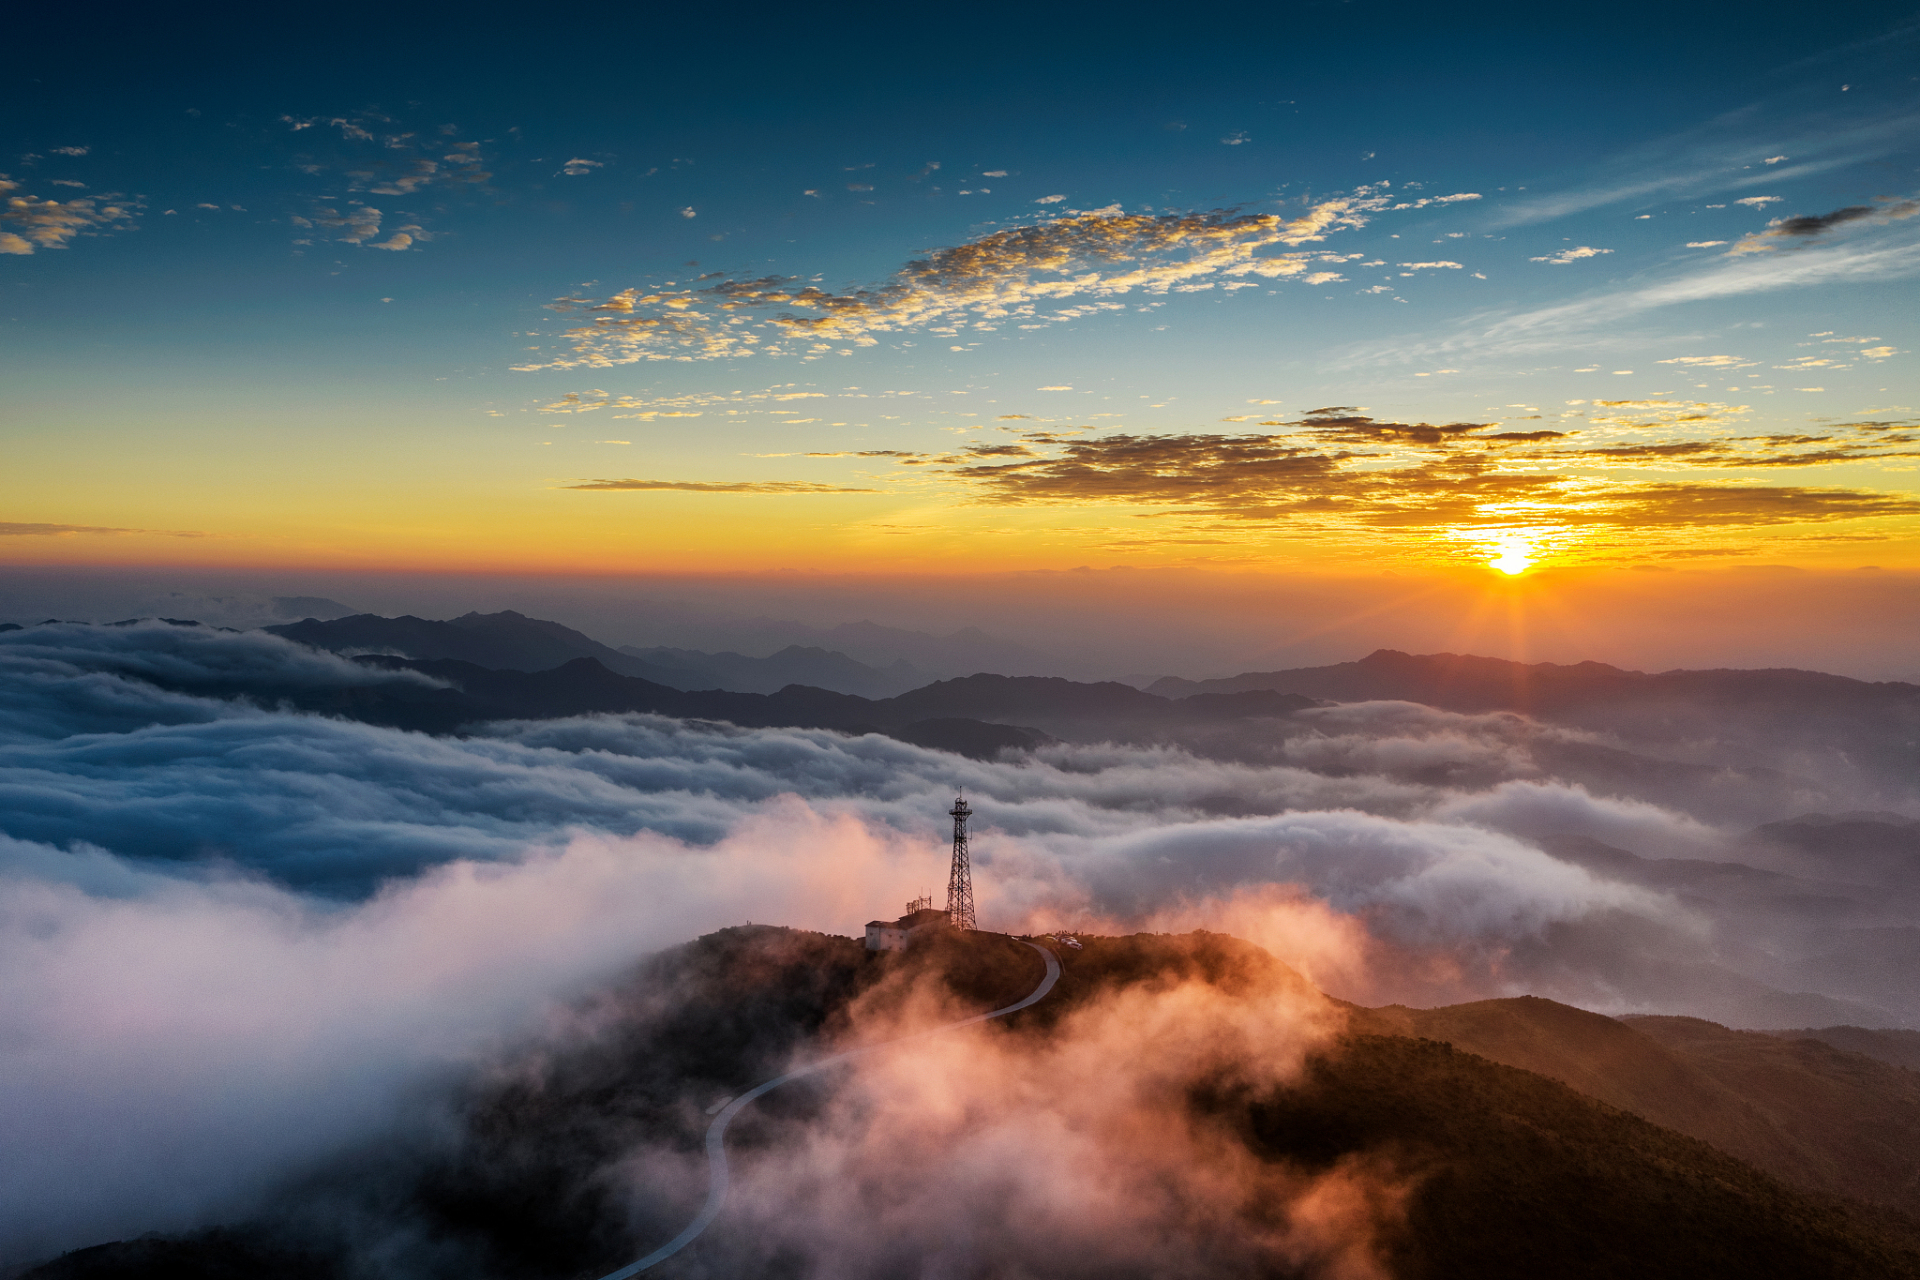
[4,0,1918,574]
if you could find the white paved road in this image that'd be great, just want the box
[594,941,1063,1280]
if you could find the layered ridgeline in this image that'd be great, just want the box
[26,928,1920,1280]
[160,613,1920,797]
[264,610,1064,699]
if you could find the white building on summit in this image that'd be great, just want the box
[865,898,949,952]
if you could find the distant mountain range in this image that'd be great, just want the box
[609,613,1072,680]
[1151,647,1920,793]
[295,656,1315,759]
[1148,646,1920,713]
[270,611,939,697]
[262,610,1321,752]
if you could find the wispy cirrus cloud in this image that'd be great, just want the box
[516,189,1481,369]
[559,479,877,493]
[0,522,206,538]
[1489,106,1920,228]
[1343,216,1920,366]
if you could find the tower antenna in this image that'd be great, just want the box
[946,791,976,932]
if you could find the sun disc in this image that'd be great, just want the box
[1490,545,1534,575]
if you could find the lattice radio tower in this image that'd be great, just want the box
[945,793,976,932]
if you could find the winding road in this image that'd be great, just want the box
[594,940,1062,1280]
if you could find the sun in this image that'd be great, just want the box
[1488,536,1536,575]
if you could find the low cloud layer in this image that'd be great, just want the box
[0,622,1912,1262]
[697,950,1392,1279]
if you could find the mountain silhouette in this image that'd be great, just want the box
[28,927,1920,1280]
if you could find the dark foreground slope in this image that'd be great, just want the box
[24,929,1920,1280]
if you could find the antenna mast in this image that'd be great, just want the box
[946,793,976,931]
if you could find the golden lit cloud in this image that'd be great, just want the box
[0,175,139,254]
[519,190,1480,369]
[850,406,1920,564]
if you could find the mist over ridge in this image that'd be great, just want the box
[2,613,1916,1271]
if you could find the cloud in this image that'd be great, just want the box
[0,175,139,253]
[285,115,493,198]
[1655,355,1754,368]
[523,194,1462,368]
[1355,220,1920,366]
[1034,194,1066,203]
[1397,261,1463,270]
[1729,197,1919,255]
[305,205,429,251]
[1489,108,1920,227]
[1,622,1911,1261]
[560,158,603,176]
[0,522,203,538]
[684,948,1394,1280]
[1734,195,1782,207]
[923,405,1920,550]
[559,479,879,493]
[1686,240,1728,247]
[1530,246,1611,264]
[282,120,493,247]
[50,146,89,156]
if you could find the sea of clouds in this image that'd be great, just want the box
[0,620,1908,1264]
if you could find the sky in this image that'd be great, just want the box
[4,1,1919,614]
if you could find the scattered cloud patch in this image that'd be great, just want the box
[524,193,1464,368]
[1530,246,1611,265]
[559,159,603,176]
[1730,198,1919,255]
[0,174,140,254]
[1656,355,1755,369]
